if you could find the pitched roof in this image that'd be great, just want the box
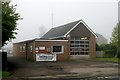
[41,19,97,39]
[96,33,108,45]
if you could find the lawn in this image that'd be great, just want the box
[96,58,120,62]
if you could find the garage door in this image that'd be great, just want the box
[70,37,89,56]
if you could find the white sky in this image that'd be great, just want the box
[4,0,119,48]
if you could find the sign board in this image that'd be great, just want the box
[36,53,56,61]
[39,47,45,50]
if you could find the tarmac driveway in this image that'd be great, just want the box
[3,56,119,80]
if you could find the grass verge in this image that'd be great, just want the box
[96,58,120,62]
[0,71,11,78]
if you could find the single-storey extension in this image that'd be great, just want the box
[13,19,97,61]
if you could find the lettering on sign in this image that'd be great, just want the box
[36,53,56,61]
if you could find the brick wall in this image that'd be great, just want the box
[13,40,70,61]
[13,42,26,59]
[89,34,96,59]
[26,41,35,61]
[35,41,70,61]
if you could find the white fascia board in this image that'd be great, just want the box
[81,20,97,38]
[64,20,81,37]
[64,19,97,38]
[35,40,68,42]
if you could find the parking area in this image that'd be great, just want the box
[3,56,119,80]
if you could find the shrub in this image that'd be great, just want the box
[100,44,117,58]
[103,50,115,58]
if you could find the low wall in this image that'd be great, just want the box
[96,51,105,58]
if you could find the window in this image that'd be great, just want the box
[20,46,22,52]
[23,46,25,52]
[47,48,50,52]
[35,47,39,53]
[52,46,63,53]
[30,46,32,52]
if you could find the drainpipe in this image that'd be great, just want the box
[25,42,28,60]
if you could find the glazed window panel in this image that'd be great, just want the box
[52,45,63,53]
[22,46,25,52]
[70,37,89,55]
[20,46,22,52]
[70,41,74,43]
[70,45,74,47]
[30,46,32,52]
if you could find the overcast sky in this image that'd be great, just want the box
[4,0,119,48]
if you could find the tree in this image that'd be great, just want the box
[2,2,21,46]
[100,44,117,58]
[110,24,118,46]
[110,22,120,58]
[96,43,101,51]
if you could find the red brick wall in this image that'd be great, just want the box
[35,41,70,61]
[89,34,96,59]
[13,42,27,59]
[56,43,70,61]
[26,41,35,61]
[13,37,95,61]
[13,41,35,61]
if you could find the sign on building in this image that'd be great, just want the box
[36,53,56,61]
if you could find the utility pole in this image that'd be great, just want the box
[51,4,53,28]
[117,1,120,58]
[51,6,53,28]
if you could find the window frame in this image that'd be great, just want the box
[52,45,64,54]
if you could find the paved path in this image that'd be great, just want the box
[3,56,120,80]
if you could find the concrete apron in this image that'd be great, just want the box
[70,55,90,60]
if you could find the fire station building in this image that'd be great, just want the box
[13,19,97,61]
